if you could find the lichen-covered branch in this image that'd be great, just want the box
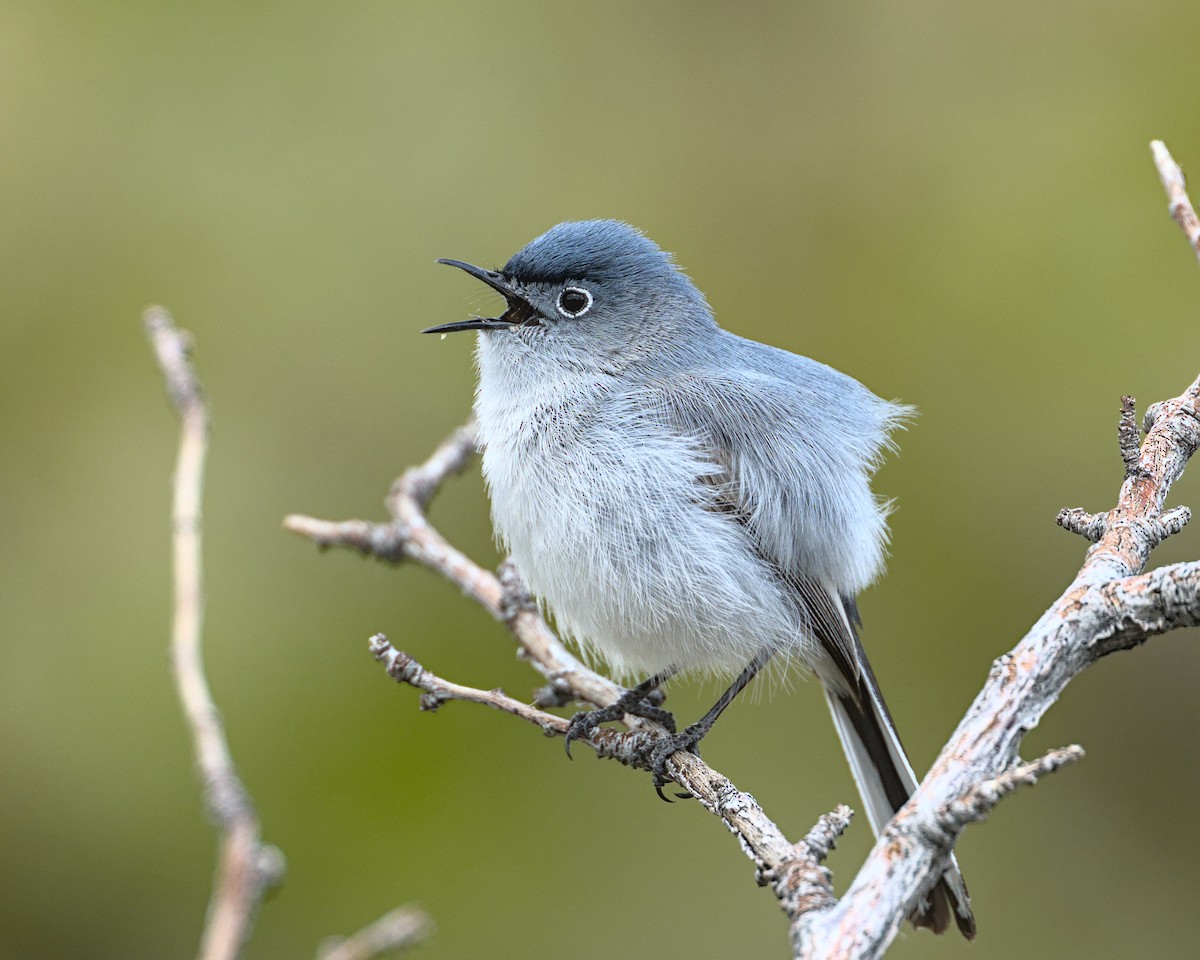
[934,746,1086,834]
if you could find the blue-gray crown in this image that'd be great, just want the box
[503,220,677,287]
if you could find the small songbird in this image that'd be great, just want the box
[424,220,974,937]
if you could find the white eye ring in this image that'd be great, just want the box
[556,286,593,318]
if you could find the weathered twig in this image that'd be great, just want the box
[150,309,434,960]
[934,745,1086,834]
[287,426,623,712]
[318,906,433,960]
[364,632,833,908]
[770,806,855,922]
[146,307,285,960]
[1152,139,1200,262]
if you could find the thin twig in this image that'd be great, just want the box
[1152,139,1200,262]
[935,746,1085,833]
[1118,395,1144,476]
[367,634,829,898]
[286,429,625,712]
[318,906,433,960]
[770,806,855,922]
[1055,506,1106,542]
[146,306,283,960]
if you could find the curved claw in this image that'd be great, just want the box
[563,709,605,760]
[646,724,708,801]
[562,694,679,761]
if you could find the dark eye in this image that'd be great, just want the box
[556,286,593,318]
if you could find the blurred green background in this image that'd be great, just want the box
[3,1,1199,957]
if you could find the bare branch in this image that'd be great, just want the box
[366,634,833,909]
[1056,506,1106,542]
[935,746,1085,833]
[792,370,1200,956]
[769,806,855,923]
[286,430,625,713]
[1152,139,1200,262]
[145,307,284,960]
[1118,395,1144,477]
[318,906,433,960]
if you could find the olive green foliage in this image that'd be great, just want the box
[2,2,1198,957]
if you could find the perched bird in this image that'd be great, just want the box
[424,220,974,937]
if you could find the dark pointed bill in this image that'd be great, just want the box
[424,258,541,334]
[421,316,520,334]
[435,258,514,296]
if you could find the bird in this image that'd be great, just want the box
[423,219,975,938]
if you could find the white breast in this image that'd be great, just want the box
[473,336,806,680]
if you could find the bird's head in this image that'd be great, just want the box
[425,220,713,365]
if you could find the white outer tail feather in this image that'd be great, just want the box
[821,671,974,937]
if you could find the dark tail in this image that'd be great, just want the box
[780,578,975,936]
[823,674,976,938]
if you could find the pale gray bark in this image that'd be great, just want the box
[148,307,430,960]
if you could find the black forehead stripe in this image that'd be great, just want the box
[507,266,597,285]
[502,253,615,285]
[501,222,673,287]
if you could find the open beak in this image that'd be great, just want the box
[423,259,541,334]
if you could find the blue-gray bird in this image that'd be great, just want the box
[424,220,974,937]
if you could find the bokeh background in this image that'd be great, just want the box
[4,2,1200,957]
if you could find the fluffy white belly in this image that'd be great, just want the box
[477,395,803,679]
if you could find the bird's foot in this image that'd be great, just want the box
[649,723,710,802]
[563,691,675,759]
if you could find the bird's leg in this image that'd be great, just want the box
[564,667,678,759]
[650,646,775,801]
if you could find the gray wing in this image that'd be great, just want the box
[647,338,910,614]
[646,350,975,937]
